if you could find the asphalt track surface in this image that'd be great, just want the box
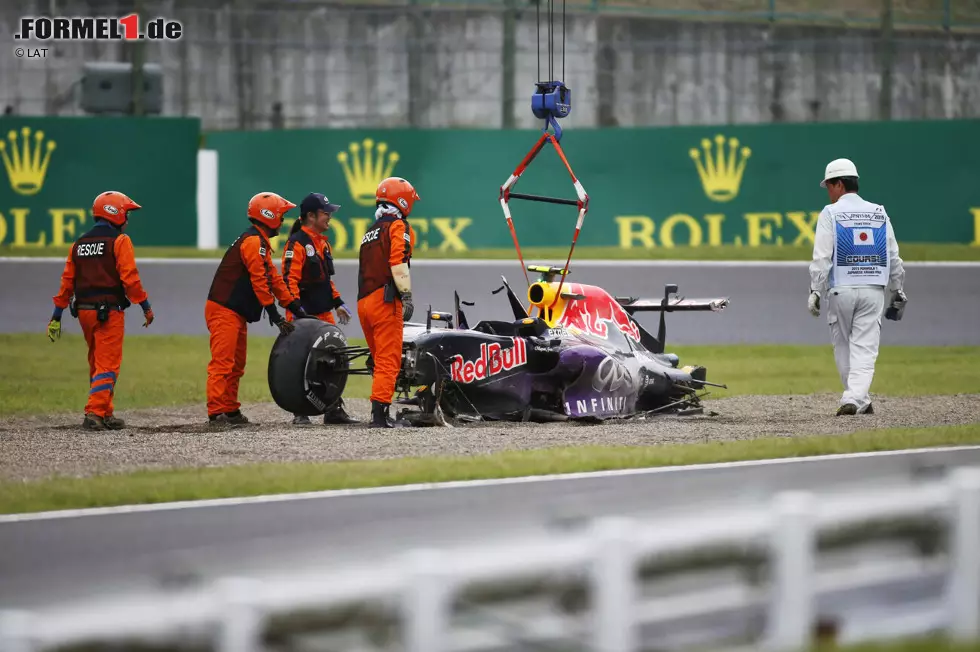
[2,447,979,613]
[3,258,980,345]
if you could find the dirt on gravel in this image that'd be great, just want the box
[1,394,979,482]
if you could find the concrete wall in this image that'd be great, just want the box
[2,0,978,129]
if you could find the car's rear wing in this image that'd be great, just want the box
[615,296,730,313]
[615,282,729,314]
[615,284,730,354]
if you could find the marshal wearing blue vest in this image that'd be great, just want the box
[808,158,908,416]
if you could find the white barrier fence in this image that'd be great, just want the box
[196,149,219,250]
[4,467,980,652]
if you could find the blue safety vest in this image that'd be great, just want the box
[830,196,889,288]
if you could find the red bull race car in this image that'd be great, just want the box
[269,117,730,425]
[267,264,730,425]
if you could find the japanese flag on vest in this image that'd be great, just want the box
[852,228,875,245]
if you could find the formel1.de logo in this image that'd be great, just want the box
[15,15,183,41]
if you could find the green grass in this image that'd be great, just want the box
[2,335,978,416]
[3,336,977,514]
[697,344,980,398]
[3,243,979,261]
[2,423,979,514]
[0,334,369,417]
[822,637,980,652]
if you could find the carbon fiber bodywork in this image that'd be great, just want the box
[269,266,729,425]
[391,268,729,425]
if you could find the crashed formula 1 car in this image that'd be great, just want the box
[269,88,730,425]
[268,264,730,426]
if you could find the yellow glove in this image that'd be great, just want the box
[47,318,61,342]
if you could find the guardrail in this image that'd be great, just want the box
[3,467,980,652]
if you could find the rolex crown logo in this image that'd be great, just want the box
[337,138,399,206]
[689,134,750,202]
[0,126,56,196]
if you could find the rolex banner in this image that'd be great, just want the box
[0,117,199,248]
[209,119,980,251]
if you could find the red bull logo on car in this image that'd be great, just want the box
[450,338,528,384]
[557,283,642,343]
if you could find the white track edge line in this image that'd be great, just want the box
[2,445,978,523]
[3,257,980,268]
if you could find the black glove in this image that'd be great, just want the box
[266,304,296,336]
[286,300,308,319]
[401,291,414,321]
[885,290,908,321]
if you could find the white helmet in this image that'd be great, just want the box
[820,158,859,187]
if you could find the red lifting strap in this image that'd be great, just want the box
[498,132,589,305]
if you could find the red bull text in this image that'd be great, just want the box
[450,338,528,384]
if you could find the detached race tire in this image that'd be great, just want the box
[268,318,350,416]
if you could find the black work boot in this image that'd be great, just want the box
[383,403,411,428]
[224,410,252,426]
[323,399,358,425]
[836,403,858,416]
[82,413,106,431]
[209,413,232,429]
[103,415,127,430]
[370,400,395,428]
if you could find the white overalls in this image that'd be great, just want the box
[809,193,905,412]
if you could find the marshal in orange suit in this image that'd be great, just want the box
[356,176,420,429]
[48,191,155,431]
[205,192,305,428]
[281,192,357,425]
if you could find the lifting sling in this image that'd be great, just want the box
[497,0,587,305]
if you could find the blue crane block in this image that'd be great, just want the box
[531,81,571,141]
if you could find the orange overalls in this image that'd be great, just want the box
[357,215,414,404]
[282,225,344,324]
[205,226,296,417]
[52,222,149,419]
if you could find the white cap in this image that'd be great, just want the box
[820,158,859,187]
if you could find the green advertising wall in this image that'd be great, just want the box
[209,119,980,252]
[0,117,199,248]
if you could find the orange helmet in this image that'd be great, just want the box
[247,192,296,230]
[376,177,420,217]
[92,191,141,226]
